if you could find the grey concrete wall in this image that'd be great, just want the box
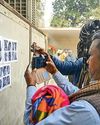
[0,3,46,125]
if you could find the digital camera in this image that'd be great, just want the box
[32,55,48,69]
[31,42,51,83]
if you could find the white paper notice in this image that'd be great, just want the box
[0,36,18,91]
[0,64,11,91]
[0,36,18,63]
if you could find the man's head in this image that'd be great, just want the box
[77,20,100,58]
[87,31,100,80]
[67,49,73,56]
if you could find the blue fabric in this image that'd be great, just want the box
[53,72,79,95]
[36,100,100,125]
[65,55,76,62]
[24,86,37,125]
[32,97,43,118]
[52,56,83,85]
[24,72,100,125]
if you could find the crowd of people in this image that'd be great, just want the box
[24,20,100,125]
[54,49,76,62]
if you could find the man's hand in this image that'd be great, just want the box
[24,64,36,86]
[45,54,58,74]
[31,42,58,74]
[31,42,46,55]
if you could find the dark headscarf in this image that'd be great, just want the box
[77,20,100,58]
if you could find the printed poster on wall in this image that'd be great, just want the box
[0,36,18,91]
[0,64,11,91]
[0,36,18,63]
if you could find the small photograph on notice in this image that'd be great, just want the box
[4,52,8,62]
[7,65,10,74]
[2,75,11,88]
[12,52,17,60]
[2,66,7,76]
[6,76,10,85]
[4,40,8,51]
[8,41,11,51]
[3,77,8,87]
[3,77,7,87]
[0,67,3,77]
[12,42,17,51]
[0,79,2,90]
[8,52,11,61]
[14,42,17,51]
[0,52,2,62]
[12,42,15,51]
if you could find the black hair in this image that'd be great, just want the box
[77,20,100,58]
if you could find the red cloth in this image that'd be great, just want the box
[31,85,70,124]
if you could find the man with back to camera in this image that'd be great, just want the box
[24,31,100,125]
[51,20,100,87]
